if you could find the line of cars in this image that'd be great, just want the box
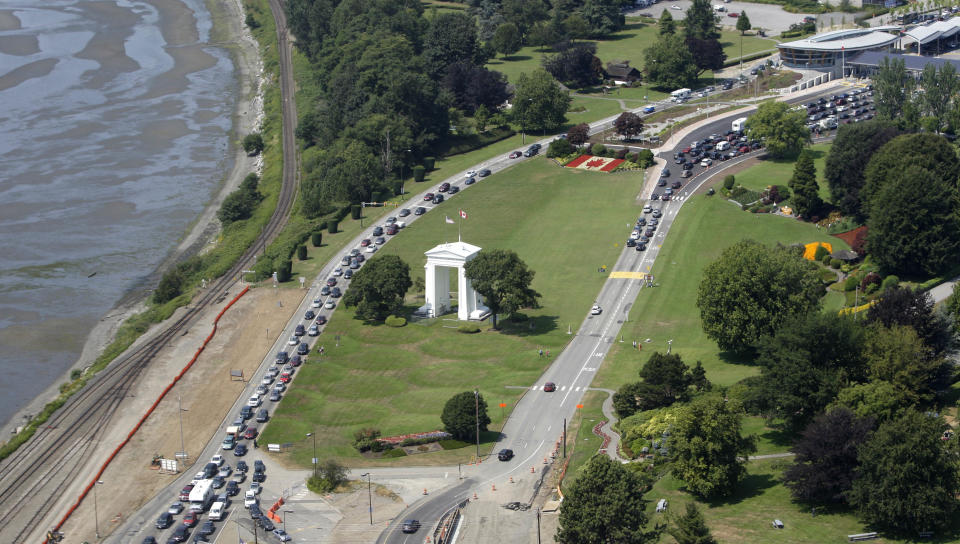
[805,86,875,131]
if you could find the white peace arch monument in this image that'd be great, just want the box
[417,241,490,321]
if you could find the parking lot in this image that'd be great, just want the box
[628,0,817,34]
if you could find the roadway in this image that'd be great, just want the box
[110,79,850,544]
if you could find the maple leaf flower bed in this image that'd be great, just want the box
[565,154,624,172]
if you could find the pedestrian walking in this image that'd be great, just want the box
[538,348,543,358]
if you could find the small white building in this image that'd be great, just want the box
[418,241,489,321]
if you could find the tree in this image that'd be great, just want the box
[311,231,322,247]
[754,312,867,432]
[512,69,571,133]
[866,166,960,277]
[670,396,756,498]
[614,352,699,418]
[945,282,960,325]
[658,8,676,35]
[578,0,625,38]
[441,62,510,115]
[463,249,541,329]
[866,286,952,355]
[423,12,481,78]
[542,41,603,88]
[823,119,899,219]
[528,20,558,51]
[473,104,491,133]
[643,33,698,90]
[744,101,810,158]
[920,62,958,132]
[783,408,874,504]
[296,244,308,261]
[696,239,823,353]
[154,268,185,304]
[556,456,656,543]
[685,36,726,77]
[308,459,349,492]
[501,0,549,36]
[441,391,491,441]
[639,352,693,402]
[667,503,717,544]
[736,10,752,34]
[861,133,960,217]
[242,132,264,155]
[788,150,822,218]
[848,410,960,534]
[567,123,590,147]
[547,137,573,157]
[863,324,940,406]
[613,111,644,140]
[874,56,919,127]
[342,255,412,322]
[684,0,720,40]
[491,22,522,58]
[833,380,908,424]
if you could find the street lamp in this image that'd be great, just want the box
[283,510,294,534]
[306,432,317,479]
[177,395,188,461]
[474,389,481,459]
[360,473,373,525]
[401,148,411,200]
[93,479,104,539]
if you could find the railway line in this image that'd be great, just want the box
[0,0,299,541]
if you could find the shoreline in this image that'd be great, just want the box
[0,0,264,439]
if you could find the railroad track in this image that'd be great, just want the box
[0,0,299,540]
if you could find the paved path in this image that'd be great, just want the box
[929,277,958,303]
[593,388,629,463]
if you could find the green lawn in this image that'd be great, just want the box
[485,18,778,88]
[564,390,608,484]
[646,459,873,544]
[591,193,849,392]
[261,158,651,466]
[733,143,833,203]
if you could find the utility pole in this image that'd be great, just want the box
[361,472,373,524]
[177,395,188,461]
[93,480,104,539]
[562,418,567,458]
[536,508,542,544]
[306,432,317,479]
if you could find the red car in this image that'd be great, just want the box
[183,511,198,527]
[438,182,450,192]
[543,382,557,392]
[179,484,194,501]
[728,11,739,17]
[509,151,522,159]
[424,193,435,201]
[280,373,292,384]
[243,427,259,440]
[738,145,750,153]
[360,238,371,247]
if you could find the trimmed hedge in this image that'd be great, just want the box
[385,315,407,327]
[413,165,426,182]
[424,157,436,171]
[311,232,322,247]
[328,220,339,234]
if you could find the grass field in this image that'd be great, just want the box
[485,18,778,89]
[261,158,651,466]
[590,193,850,392]
[734,143,833,202]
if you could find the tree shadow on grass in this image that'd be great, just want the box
[758,427,795,451]
[704,473,778,507]
[494,313,559,337]
[717,349,759,366]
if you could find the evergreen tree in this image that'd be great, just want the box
[684,0,719,40]
[736,10,752,35]
[668,503,717,544]
[788,150,822,218]
[658,8,675,35]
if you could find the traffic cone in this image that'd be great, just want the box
[492,484,496,491]
[473,491,478,500]
[423,488,428,495]
[530,466,535,473]
[509,476,514,484]
[544,457,548,464]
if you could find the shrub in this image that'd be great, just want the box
[276,260,292,282]
[865,282,878,295]
[880,275,899,291]
[317,221,327,231]
[830,258,842,269]
[328,220,338,234]
[458,324,481,333]
[547,138,573,158]
[844,275,859,291]
[723,175,736,190]
[385,315,407,327]
[297,245,307,261]
[242,132,264,155]
[636,149,655,168]
[154,268,185,304]
[393,181,403,196]
[591,143,607,156]
[424,157,436,171]
[70,369,82,380]
[860,272,881,291]
[351,205,361,220]
[821,253,833,265]
[311,232,322,247]
[413,165,426,182]
[814,244,830,261]
[615,148,629,160]
[353,428,382,452]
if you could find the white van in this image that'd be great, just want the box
[716,141,730,151]
[731,117,748,132]
[209,502,225,521]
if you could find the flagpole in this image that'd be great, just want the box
[458,213,462,242]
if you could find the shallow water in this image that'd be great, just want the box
[0,0,237,428]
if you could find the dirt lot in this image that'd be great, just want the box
[55,285,305,542]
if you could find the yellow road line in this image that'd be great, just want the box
[609,271,647,279]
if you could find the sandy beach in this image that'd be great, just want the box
[0,0,263,443]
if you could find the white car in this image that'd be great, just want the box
[630,230,641,240]
[671,4,681,8]
[244,490,258,508]
[168,502,184,515]
[333,267,343,276]
[325,300,336,309]
[311,298,321,308]
[288,335,299,346]
[273,529,292,542]
[218,465,232,478]
[247,395,261,408]
[211,455,224,467]
[643,205,653,214]
[308,325,319,336]
[274,383,286,393]
[700,158,713,167]
[591,305,602,315]
[261,374,274,386]
[366,245,377,253]
[465,170,477,178]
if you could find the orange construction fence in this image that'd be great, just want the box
[44,286,250,543]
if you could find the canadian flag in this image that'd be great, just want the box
[459,209,468,219]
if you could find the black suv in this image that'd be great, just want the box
[254,460,266,472]
[256,408,269,423]
[497,449,514,461]
[156,512,173,529]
